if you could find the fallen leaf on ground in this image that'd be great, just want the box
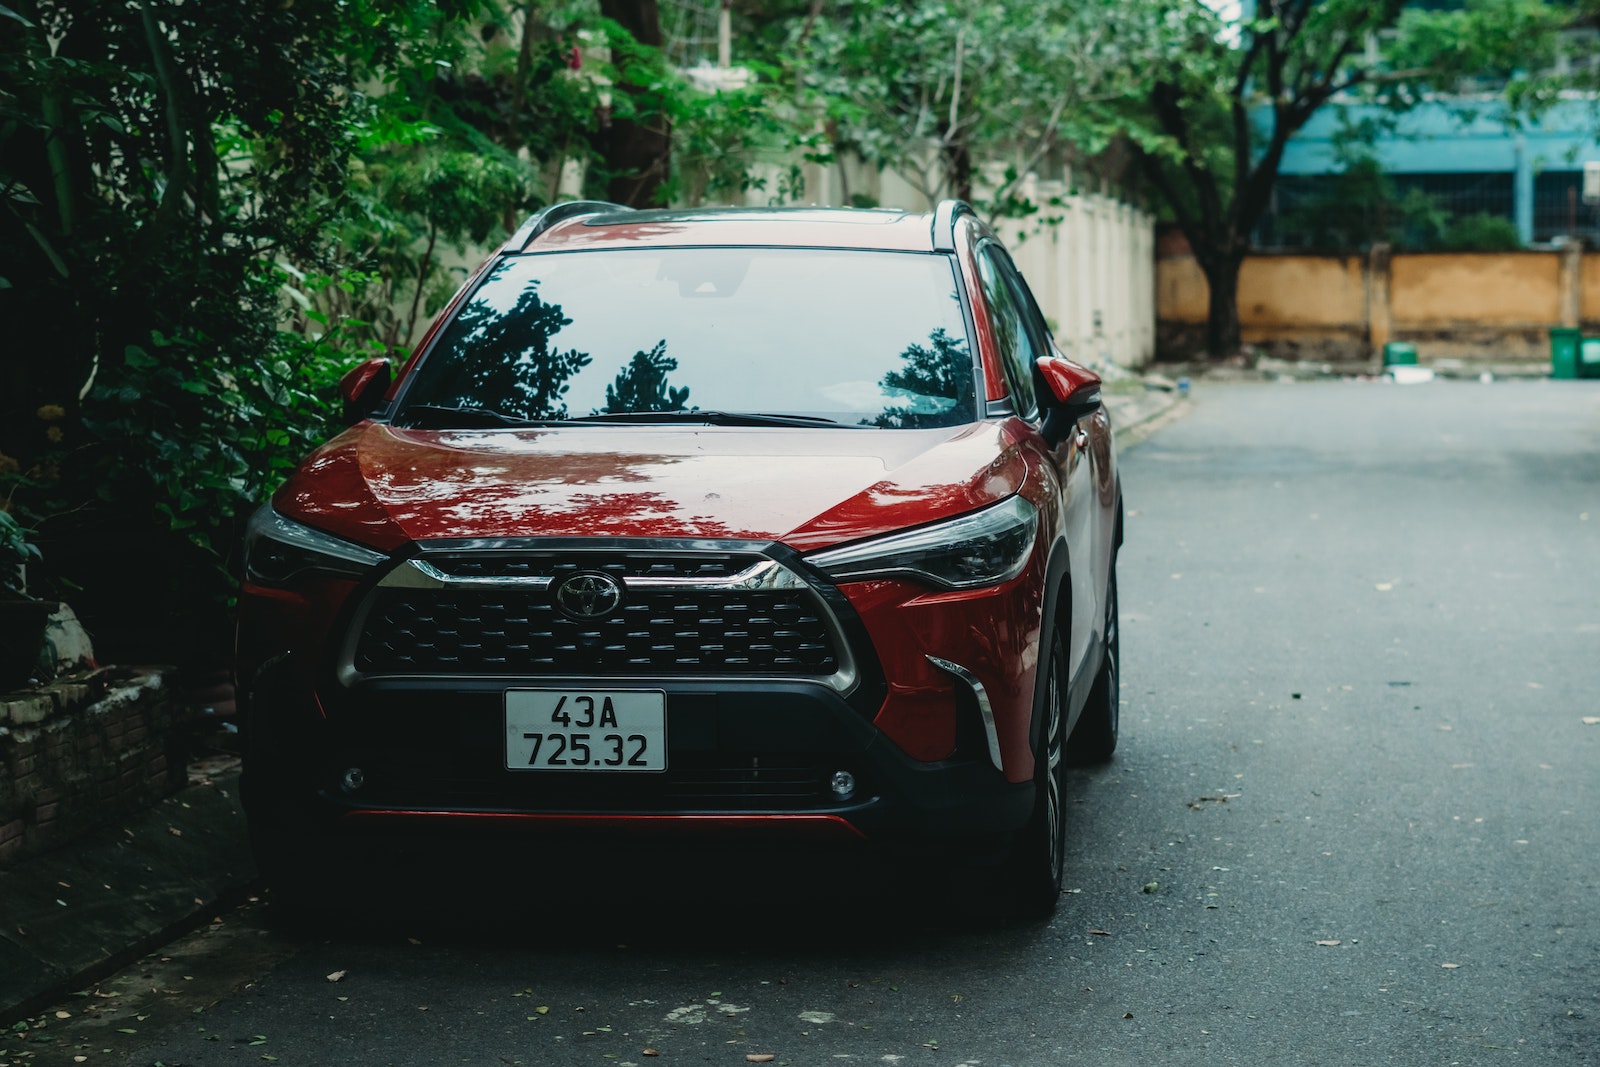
[1582,718,1600,726]
[1315,940,1341,947]
[167,827,182,837]
[326,970,346,983]
[642,1050,659,1057]
[535,1006,550,1015]
[1122,1012,1134,1019]
[1441,963,1461,969]
[1142,882,1159,894]
[1375,583,1393,591]
[746,1055,776,1063]
[1088,929,1112,936]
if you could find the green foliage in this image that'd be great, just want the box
[1436,212,1524,251]
[1126,0,1566,354]
[1386,0,1567,109]
[0,0,608,658]
[667,65,817,205]
[800,0,1161,214]
[1277,157,1448,252]
[0,510,41,598]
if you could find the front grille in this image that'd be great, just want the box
[355,589,839,676]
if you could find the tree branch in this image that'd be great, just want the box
[796,0,826,48]
[1135,146,1209,273]
[137,2,193,245]
[947,24,965,146]
[1152,80,1223,234]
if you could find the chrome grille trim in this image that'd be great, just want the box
[382,556,808,593]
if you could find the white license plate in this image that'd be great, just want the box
[505,689,667,772]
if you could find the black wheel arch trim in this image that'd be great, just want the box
[1029,534,1074,759]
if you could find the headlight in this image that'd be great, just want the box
[243,506,389,586]
[806,496,1038,590]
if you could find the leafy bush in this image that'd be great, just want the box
[0,510,41,598]
[0,1,577,660]
[1436,212,1523,251]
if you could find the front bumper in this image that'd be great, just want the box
[238,536,1042,851]
[241,669,1032,846]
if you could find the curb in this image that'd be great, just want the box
[1105,387,1189,448]
[0,762,255,1026]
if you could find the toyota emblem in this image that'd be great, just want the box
[554,572,624,620]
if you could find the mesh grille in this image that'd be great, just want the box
[355,589,839,676]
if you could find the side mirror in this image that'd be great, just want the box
[339,358,392,424]
[1035,357,1102,448]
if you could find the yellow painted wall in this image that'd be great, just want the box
[1156,255,1208,323]
[1581,254,1600,323]
[1158,251,1567,360]
[1159,254,1363,327]
[1389,253,1560,327]
[1237,256,1365,327]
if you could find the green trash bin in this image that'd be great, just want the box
[1581,338,1600,380]
[1383,342,1418,367]
[1551,327,1581,379]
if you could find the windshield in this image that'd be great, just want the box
[396,247,977,429]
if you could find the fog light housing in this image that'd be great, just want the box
[829,770,856,801]
[340,767,366,794]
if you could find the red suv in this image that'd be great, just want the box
[238,200,1122,916]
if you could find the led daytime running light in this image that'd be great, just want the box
[807,496,1038,590]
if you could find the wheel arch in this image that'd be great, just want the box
[1029,535,1074,759]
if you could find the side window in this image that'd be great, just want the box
[997,250,1054,361]
[976,245,1039,418]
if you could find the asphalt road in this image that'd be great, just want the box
[20,379,1600,1067]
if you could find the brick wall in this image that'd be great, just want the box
[0,669,184,867]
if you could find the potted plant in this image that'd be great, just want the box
[0,509,53,691]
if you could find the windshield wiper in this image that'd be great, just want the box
[565,410,842,428]
[398,404,541,429]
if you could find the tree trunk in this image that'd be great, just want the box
[597,0,671,207]
[1200,254,1244,359]
[946,138,973,204]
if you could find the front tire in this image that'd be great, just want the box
[1007,631,1068,918]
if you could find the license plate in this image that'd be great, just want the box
[505,689,667,772]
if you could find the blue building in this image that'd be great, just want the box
[1262,96,1600,247]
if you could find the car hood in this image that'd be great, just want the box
[272,422,1029,554]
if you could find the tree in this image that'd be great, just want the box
[598,0,675,205]
[0,1,607,659]
[1130,0,1566,357]
[800,0,1161,215]
[0,0,444,657]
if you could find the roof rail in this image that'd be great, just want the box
[931,199,975,252]
[509,200,632,251]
